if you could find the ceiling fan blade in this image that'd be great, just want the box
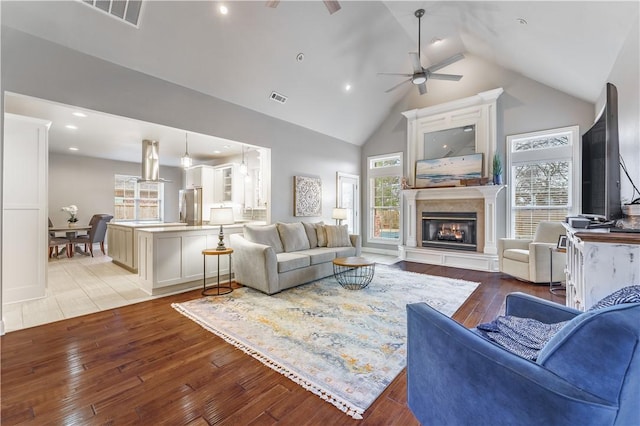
[409,52,423,74]
[378,72,413,77]
[427,53,465,73]
[385,79,412,93]
[429,73,463,81]
[418,83,427,95]
[323,0,341,14]
[265,0,279,8]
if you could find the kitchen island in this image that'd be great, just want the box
[107,222,184,272]
[135,223,258,296]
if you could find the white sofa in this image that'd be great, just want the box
[230,222,361,294]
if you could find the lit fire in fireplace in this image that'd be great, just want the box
[437,224,465,242]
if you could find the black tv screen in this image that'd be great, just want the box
[582,83,622,221]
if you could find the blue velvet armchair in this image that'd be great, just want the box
[407,292,640,425]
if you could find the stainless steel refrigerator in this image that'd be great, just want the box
[179,187,203,225]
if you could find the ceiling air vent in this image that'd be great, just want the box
[269,91,288,104]
[80,0,143,27]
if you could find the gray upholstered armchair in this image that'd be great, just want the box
[407,292,640,425]
[70,214,113,257]
[498,221,566,283]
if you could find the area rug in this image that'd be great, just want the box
[172,265,478,419]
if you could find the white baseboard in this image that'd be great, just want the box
[361,246,399,257]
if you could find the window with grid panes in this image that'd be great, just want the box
[114,175,164,221]
[507,127,579,239]
[368,153,402,243]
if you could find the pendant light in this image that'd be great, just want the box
[181,133,192,169]
[239,145,248,176]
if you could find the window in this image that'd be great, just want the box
[114,175,164,221]
[368,153,402,244]
[507,126,579,239]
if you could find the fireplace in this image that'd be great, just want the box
[422,212,477,251]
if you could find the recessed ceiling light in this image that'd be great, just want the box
[68,147,79,151]
[219,5,228,15]
[296,53,305,63]
[443,144,448,149]
[65,124,78,130]
[430,37,443,45]
[516,18,527,25]
[344,83,352,92]
[72,112,87,118]
[213,150,221,154]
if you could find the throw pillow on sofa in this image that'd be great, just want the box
[302,221,324,248]
[277,222,311,252]
[243,224,284,253]
[316,224,328,247]
[325,224,352,248]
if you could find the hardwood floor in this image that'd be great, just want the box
[1,262,558,425]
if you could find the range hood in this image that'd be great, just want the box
[137,139,170,182]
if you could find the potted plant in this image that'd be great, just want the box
[492,154,503,185]
[62,204,79,226]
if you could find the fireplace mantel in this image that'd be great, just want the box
[400,185,505,272]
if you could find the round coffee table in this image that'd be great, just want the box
[332,257,375,290]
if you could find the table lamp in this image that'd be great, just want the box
[210,207,234,250]
[332,207,348,225]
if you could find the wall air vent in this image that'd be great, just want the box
[79,0,143,27]
[269,91,288,104]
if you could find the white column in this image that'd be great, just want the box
[477,185,505,254]
[403,190,418,247]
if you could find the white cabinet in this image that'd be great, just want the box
[213,164,235,204]
[107,224,135,271]
[2,113,50,304]
[564,225,640,311]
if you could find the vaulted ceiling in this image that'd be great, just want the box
[3,1,638,151]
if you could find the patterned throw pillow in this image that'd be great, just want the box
[316,224,328,247]
[325,224,352,248]
[588,285,640,311]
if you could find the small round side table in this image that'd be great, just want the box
[202,248,233,296]
[332,256,376,290]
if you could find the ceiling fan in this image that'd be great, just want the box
[265,0,341,15]
[379,9,464,95]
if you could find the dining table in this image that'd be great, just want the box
[49,225,92,257]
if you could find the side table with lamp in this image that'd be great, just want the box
[332,207,348,226]
[202,207,235,296]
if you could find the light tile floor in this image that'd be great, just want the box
[2,250,399,333]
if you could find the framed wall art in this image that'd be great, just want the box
[415,153,484,188]
[294,176,322,217]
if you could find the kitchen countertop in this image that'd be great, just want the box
[134,221,266,233]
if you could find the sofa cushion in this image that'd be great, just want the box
[503,248,529,263]
[297,247,337,265]
[333,246,358,258]
[325,224,352,248]
[277,222,311,252]
[243,224,284,253]
[302,221,323,248]
[316,225,328,247]
[276,252,311,273]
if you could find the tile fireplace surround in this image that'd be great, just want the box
[400,185,505,272]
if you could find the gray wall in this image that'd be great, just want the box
[2,28,361,225]
[362,53,595,249]
[48,153,183,225]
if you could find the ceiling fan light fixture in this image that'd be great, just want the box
[412,74,427,85]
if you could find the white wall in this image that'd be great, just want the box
[362,54,595,249]
[605,17,640,205]
[48,153,183,225]
[2,28,360,225]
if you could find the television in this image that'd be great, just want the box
[581,82,622,221]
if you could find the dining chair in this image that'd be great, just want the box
[49,235,71,258]
[69,214,114,257]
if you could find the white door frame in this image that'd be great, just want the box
[336,172,360,235]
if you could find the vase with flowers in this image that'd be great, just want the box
[62,205,79,227]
